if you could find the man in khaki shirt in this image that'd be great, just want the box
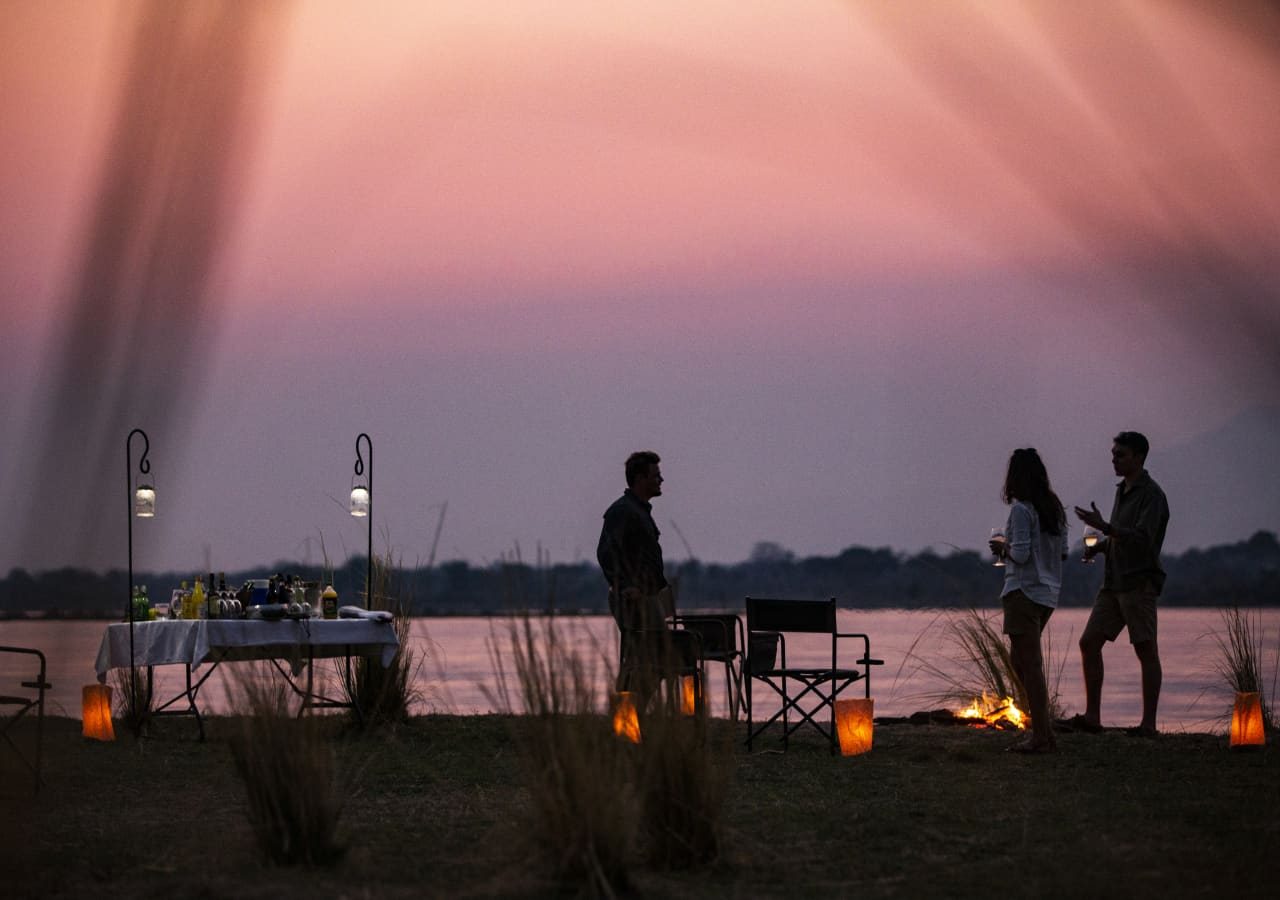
[1073,431,1171,736]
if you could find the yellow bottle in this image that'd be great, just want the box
[190,579,205,620]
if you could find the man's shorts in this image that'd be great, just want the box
[1082,584,1158,645]
[1001,589,1054,637]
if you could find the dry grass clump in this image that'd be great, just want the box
[227,664,346,866]
[488,615,731,893]
[635,691,728,869]
[345,551,422,728]
[1210,605,1275,731]
[489,615,637,896]
[108,665,151,735]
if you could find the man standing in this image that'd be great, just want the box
[597,451,676,701]
[1073,431,1170,736]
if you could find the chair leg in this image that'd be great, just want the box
[723,659,737,724]
[35,696,44,792]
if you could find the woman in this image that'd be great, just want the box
[989,447,1068,753]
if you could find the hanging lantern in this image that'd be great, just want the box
[133,482,156,517]
[82,684,115,741]
[1230,691,1265,749]
[612,691,641,744]
[349,484,370,517]
[835,698,874,756]
[680,675,697,716]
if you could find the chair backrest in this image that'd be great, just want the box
[679,615,738,654]
[745,597,837,634]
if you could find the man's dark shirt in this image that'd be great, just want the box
[1103,470,1170,593]
[597,489,668,596]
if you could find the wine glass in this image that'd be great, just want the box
[1082,527,1101,564]
[989,527,1006,567]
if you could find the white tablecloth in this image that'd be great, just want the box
[95,618,400,681]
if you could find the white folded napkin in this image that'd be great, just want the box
[338,605,394,623]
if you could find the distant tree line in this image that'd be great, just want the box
[2,531,1276,618]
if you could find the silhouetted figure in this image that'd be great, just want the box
[1073,431,1170,737]
[990,448,1068,754]
[596,451,688,707]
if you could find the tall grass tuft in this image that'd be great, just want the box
[227,664,346,866]
[488,615,636,896]
[109,666,151,735]
[634,690,728,869]
[905,608,1067,722]
[1210,605,1275,731]
[345,551,421,728]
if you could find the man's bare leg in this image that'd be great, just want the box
[1079,632,1106,728]
[1133,638,1161,733]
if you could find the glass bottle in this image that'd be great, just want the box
[191,578,206,620]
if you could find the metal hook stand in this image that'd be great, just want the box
[353,433,373,608]
[126,428,151,733]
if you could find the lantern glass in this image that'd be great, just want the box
[1230,691,1266,748]
[349,484,370,517]
[612,691,641,744]
[134,484,156,518]
[82,684,115,741]
[835,697,874,756]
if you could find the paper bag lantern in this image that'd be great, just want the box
[680,675,697,716]
[612,691,641,744]
[82,684,115,741]
[835,698,874,756]
[1230,691,1265,749]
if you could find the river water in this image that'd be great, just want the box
[3,608,1276,733]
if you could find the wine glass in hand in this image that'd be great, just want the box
[1082,527,1101,564]
[989,527,1007,567]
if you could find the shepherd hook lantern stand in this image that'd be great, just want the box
[350,432,373,607]
[126,427,154,731]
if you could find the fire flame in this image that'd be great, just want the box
[956,691,1027,730]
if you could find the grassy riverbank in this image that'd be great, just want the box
[2,715,1276,898]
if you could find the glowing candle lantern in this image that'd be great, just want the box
[349,484,370,517]
[133,483,156,517]
[612,692,641,744]
[680,675,697,716]
[835,698,874,756]
[82,684,115,741]
[1230,691,1265,749]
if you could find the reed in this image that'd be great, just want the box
[634,687,728,869]
[488,615,636,897]
[226,663,346,866]
[1210,605,1274,731]
[108,666,151,735]
[345,551,421,728]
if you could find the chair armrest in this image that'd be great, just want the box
[0,645,48,684]
[834,633,882,666]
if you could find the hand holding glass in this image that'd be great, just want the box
[989,527,1006,567]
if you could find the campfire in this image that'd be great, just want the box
[955,692,1027,730]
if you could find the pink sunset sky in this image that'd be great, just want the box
[1,1,1278,576]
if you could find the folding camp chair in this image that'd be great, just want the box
[671,613,746,722]
[744,597,883,754]
[0,645,50,792]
